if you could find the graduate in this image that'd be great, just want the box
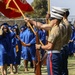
[12,25,22,73]
[38,27,47,59]
[20,24,27,41]
[21,23,36,72]
[69,25,75,56]
[0,25,8,75]
[2,23,16,74]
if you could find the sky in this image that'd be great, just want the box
[28,0,75,17]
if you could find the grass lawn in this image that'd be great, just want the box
[0,56,75,75]
[68,56,75,75]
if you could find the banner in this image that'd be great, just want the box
[0,2,22,18]
[3,0,34,13]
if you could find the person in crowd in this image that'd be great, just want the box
[21,23,36,72]
[12,25,22,74]
[24,11,64,75]
[0,25,8,75]
[2,23,16,74]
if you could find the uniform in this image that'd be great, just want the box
[61,18,72,75]
[41,11,63,75]
[59,22,67,75]
[47,25,62,75]
[51,7,72,75]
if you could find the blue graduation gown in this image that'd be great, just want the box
[69,26,75,54]
[38,29,47,57]
[21,28,36,60]
[0,36,7,66]
[5,32,16,65]
[12,37,22,65]
[38,29,46,45]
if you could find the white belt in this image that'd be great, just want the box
[47,50,60,54]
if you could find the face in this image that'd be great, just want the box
[20,28,24,32]
[13,28,16,33]
[50,19,57,25]
[3,27,8,33]
[46,13,50,19]
[27,23,30,28]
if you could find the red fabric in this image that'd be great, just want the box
[0,2,22,18]
[50,53,53,75]
[3,0,33,12]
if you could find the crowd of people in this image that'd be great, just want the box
[0,21,47,75]
[0,6,75,75]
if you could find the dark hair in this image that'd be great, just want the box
[3,26,10,33]
[16,28,20,35]
[50,17,56,21]
[50,17,62,22]
[65,10,70,17]
[57,19,62,23]
[2,26,10,37]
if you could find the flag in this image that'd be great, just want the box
[3,0,34,13]
[0,2,22,18]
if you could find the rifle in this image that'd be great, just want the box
[41,0,50,66]
[35,28,41,75]
[11,1,45,75]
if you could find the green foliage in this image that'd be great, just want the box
[31,0,48,18]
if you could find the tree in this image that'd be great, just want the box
[31,0,48,18]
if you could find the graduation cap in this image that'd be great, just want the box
[20,25,27,31]
[8,25,12,30]
[20,26,24,30]
[1,23,9,29]
[13,24,18,29]
[1,23,9,26]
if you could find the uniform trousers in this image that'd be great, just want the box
[60,45,69,75]
[47,51,61,75]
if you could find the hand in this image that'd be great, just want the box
[69,40,73,42]
[16,35,21,41]
[24,17,30,23]
[21,42,27,46]
[26,44,31,46]
[46,12,50,19]
[0,29,3,35]
[1,25,4,30]
[36,44,41,50]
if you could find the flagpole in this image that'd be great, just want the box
[13,0,36,35]
[41,0,51,65]
[12,0,44,45]
[48,0,50,14]
[48,0,50,35]
[12,1,43,75]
